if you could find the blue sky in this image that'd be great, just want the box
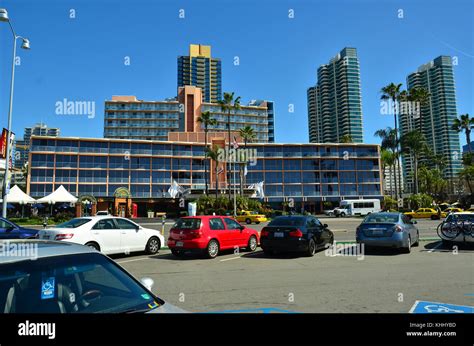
[0,0,472,145]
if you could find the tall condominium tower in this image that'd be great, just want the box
[177,44,222,103]
[307,47,364,143]
[401,56,462,191]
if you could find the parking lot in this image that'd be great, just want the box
[113,218,473,313]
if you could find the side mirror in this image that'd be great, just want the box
[240,225,245,230]
[323,224,328,228]
[140,277,154,291]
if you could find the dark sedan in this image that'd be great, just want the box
[0,217,38,239]
[260,215,334,256]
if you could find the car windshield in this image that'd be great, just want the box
[0,252,161,313]
[173,218,201,230]
[445,214,474,223]
[56,218,92,228]
[268,217,305,227]
[363,214,399,223]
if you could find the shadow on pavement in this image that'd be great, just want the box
[423,240,474,252]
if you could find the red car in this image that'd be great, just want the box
[167,216,259,258]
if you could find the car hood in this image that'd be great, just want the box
[146,302,188,313]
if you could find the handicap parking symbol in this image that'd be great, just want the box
[409,300,474,313]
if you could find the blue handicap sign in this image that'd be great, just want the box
[410,300,474,314]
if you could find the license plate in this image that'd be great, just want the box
[176,241,184,247]
[372,230,383,235]
[40,234,50,239]
[274,232,284,238]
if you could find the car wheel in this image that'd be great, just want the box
[245,218,252,224]
[247,235,258,252]
[430,215,437,220]
[305,239,316,257]
[206,239,219,258]
[256,221,260,224]
[262,248,274,256]
[402,236,411,253]
[328,235,335,247]
[442,239,453,248]
[145,237,161,254]
[413,232,419,247]
[85,242,100,251]
[171,249,183,257]
[340,212,346,217]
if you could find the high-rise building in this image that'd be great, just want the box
[178,44,222,103]
[104,87,274,143]
[14,123,60,169]
[307,47,364,143]
[401,56,462,191]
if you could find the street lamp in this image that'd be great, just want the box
[0,8,30,218]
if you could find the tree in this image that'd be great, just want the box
[197,111,217,195]
[452,113,473,152]
[459,165,474,194]
[401,131,429,194]
[375,127,399,199]
[205,145,222,200]
[418,167,447,199]
[340,134,353,143]
[218,92,241,200]
[380,149,396,198]
[407,87,430,133]
[238,126,256,195]
[381,83,404,199]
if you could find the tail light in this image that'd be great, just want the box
[55,233,74,240]
[261,229,269,237]
[393,225,403,233]
[289,229,303,237]
[189,230,203,239]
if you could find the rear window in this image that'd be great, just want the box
[173,218,201,230]
[363,214,399,223]
[268,217,305,227]
[56,218,91,228]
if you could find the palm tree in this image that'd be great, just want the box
[459,165,474,194]
[340,134,353,143]
[381,83,404,199]
[401,131,429,194]
[380,149,396,198]
[375,127,399,199]
[452,113,473,152]
[218,92,241,200]
[206,145,222,200]
[408,87,430,133]
[238,126,256,195]
[197,111,217,195]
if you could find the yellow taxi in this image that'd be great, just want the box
[404,208,446,220]
[443,207,464,214]
[236,210,268,224]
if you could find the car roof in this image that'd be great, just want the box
[0,240,97,264]
[367,212,401,217]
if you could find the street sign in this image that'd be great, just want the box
[409,300,474,313]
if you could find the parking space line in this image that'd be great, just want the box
[116,257,151,264]
[219,256,241,262]
[428,242,443,253]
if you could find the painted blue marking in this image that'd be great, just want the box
[206,307,297,313]
[410,300,474,313]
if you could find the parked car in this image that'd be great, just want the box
[37,216,164,255]
[235,210,268,224]
[260,215,334,257]
[0,240,185,313]
[437,212,474,246]
[168,216,259,258]
[324,208,336,216]
[0,217,38,239]
[95,210,110,216]
[404,208,445,220]
[356,212,419,253]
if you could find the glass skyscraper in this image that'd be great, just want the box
[177,44,222,103]
[307,47,364,143]
[401,56,462,191]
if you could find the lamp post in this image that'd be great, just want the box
[0,8,30,218]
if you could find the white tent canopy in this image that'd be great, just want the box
[36,185,78,204]
[0,185,36,204]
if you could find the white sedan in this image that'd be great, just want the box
[38,216,164,255]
